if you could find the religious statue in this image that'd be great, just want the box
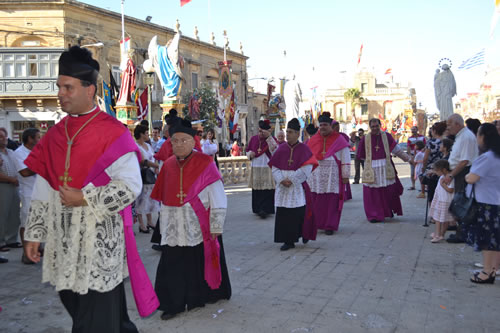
[434,64,457,121]
[144,33,184,101]
[284,74,302,123]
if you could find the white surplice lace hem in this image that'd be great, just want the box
[363,159,396,188]
[160,180,227,247]
[307,149,351,194]
[24,180,136,295]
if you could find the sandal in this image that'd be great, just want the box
[408,187,416,190]
[431,236,443,243]
[470,271,495,284]
[0,246,10,252]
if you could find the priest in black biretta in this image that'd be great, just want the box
[59,46,100,87]
[318,112,333,124]
[268,118,318,251]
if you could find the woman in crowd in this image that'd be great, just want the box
[134,124,160,233]
[465,123,500,284]
[422,121,446,202]
[201,128,219,167]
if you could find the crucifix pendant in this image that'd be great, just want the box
[59,170,72,186]
[176,190,186,204]
[375,145,380,152]
[287,158,294,166]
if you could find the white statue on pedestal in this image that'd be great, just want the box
[284,74,302,123]
[434,64,456,121]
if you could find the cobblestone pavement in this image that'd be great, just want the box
[1,162,499,333]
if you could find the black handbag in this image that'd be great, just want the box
[140,167,156,185]
[449,184,477,225]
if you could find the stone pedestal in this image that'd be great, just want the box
[160,99,185,125]
[115,104,139,127]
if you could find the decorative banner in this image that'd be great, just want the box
[180,0,192,6]
[218,60,232,99]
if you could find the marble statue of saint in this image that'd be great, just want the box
[146,33,184,99]
[284,74,302,123]
[434,64,456,121]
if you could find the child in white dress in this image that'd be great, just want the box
[429,159,455,242]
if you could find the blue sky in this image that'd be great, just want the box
[82,0,498,112]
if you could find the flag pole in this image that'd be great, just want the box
[121,0,125,46]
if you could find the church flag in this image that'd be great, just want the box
[384,68,392,75]
[102,81,115,117]
[117,58,137,105]
[229,90,238,134]
[181,0,192,6]
[491,0,500,37]
[136,87,148,121]
[458,49,485,70]
[357,43,363,65]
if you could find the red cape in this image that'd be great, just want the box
[154,136,202,162]
[307,132,341,161]
[151,151,220,206]
[25,108,130,190]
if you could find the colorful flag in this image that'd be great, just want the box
[357,44,363,65]
[120,37,131,72]
[491,0,500,37]
[384,68,392,75]
[458,49,485,70]
[229,90,238,133]
[136,87,148,121]
[102,81,115,117]
[180,0,192,6]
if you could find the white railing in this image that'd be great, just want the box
[218,156,250,184]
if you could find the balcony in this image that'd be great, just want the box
[0,48,63,97]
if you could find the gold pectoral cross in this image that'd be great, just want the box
[176,190,187,204]
[375,145,380,152]
[59,170,73,186]
[288,144,296,166]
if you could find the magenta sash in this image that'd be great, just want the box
[301,182,317,240]
[83,131,159,317]
[184,162,223,290]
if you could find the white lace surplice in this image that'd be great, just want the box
[160,180,227,247]
[307,147,351,194]
[248,153,275,190]
[24,152,142,295]
[272,164,313,208]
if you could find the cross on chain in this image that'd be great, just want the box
[59,170,72,186]
[176,190,187,205]
[375,145,380,152]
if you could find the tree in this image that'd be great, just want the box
[344,88,365,122]
[181,84,219,131]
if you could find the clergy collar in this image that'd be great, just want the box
[69,105,97,117]
[176,151,193,162]
[287,141,299,148]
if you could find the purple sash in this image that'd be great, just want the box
[83,131,159,317]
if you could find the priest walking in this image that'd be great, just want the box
[23,46,157,332]
[356,118,412,222]
[306,112,351,235]
[151,119,231,321]
[247,120,279,218]
[268,118,317,251]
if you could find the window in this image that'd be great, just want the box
[361,104,368,115]
[111,65,121,87]
[191,72,198,90]
[0,51,61,79]
[361,83,367,93]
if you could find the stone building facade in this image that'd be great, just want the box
[0,0,250,142]
[322,70,417,134]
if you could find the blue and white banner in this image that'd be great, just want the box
[458,49,485,70]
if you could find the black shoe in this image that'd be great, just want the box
[139,227,150,234]
[147,225,156,230]
[325,230,334,235]
[258,211,268,219]
[302,238,309,244]
[152,244,162,252]
[370,219,381,223]
[447,225,457,231]
[280,243,295,251]
[471,271,495,284]
[0,257,8,264]
[446,236,465,244]
[161,312,176,320]
[6,242,23,249]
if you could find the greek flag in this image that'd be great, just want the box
[458,49,485,70]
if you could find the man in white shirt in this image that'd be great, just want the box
[13,128,40,264]
[444,113,478,243]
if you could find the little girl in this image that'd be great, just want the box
[414,140,426,198]
[429,159,455,242]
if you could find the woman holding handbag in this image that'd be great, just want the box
[134,125,160,233]
[465,123,500,284]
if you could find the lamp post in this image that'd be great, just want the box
[143,59,155,131]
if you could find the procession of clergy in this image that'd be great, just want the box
[12,46,412,332]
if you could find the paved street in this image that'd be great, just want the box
[1,162,499,333]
